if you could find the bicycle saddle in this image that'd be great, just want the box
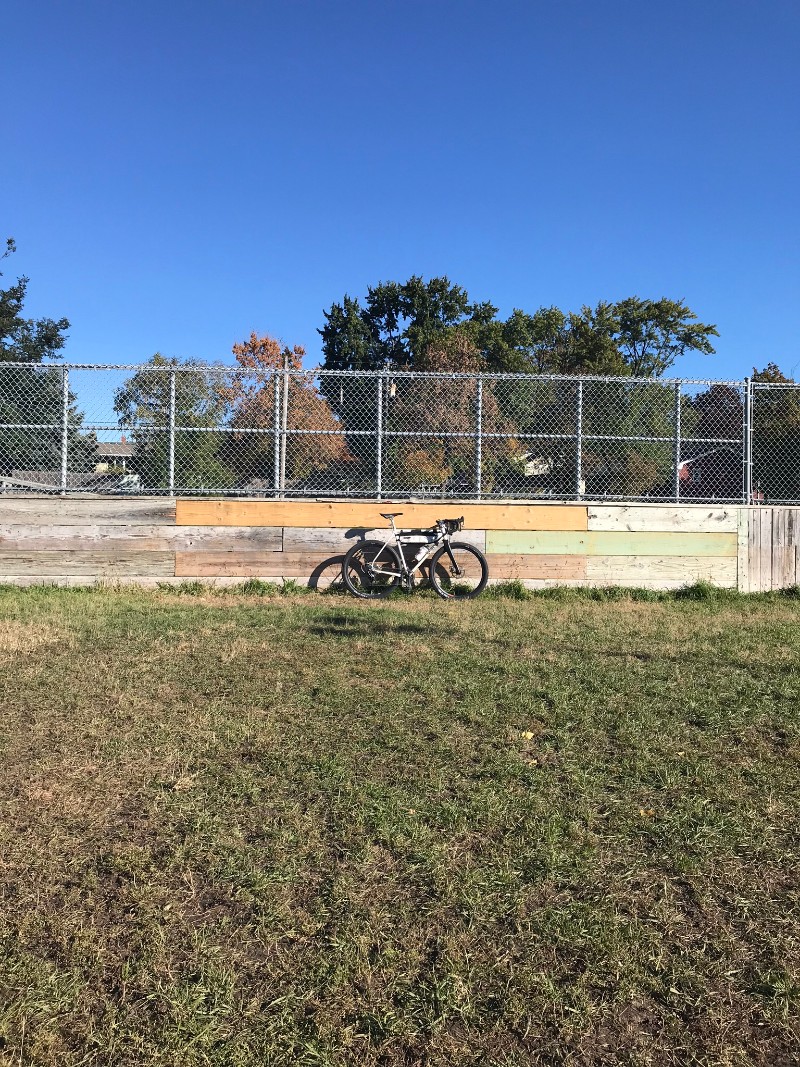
[380,512,403,519]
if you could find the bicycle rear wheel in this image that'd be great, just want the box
[429,542,489,600]
[342,540,402,599]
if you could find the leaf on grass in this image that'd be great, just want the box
[172,775,198,792]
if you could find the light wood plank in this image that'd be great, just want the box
[0,498,176,525]
[0,551,174,576]
[283,526,486,551]
[772,508,785,590]
[770,508,799,590]
[790,510,800,590]
[485,554,586,579]
[748,509,761,593]
[175,551,341,577]
[0,525,282,552]
[486,530,738,557]
[784,509,799,587]
[587,505,739,533]
[175,499,588,531]
[760,508,773,592]
[586,556,737,585]
[737,509,748,593]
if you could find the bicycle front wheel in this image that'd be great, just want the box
[342,540,402,599]
[429,542,489,600]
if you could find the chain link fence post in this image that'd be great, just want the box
[475,376,483,500]
[273,372,281,498]
[575,380,583,499]
[168,368,176,494]
[60,366,70,495]
[673,381,682,502]
[744,376,753,504]
[279,358,290,497]
[376,373,383,500]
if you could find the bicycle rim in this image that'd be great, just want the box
[430,543,488,599]
[343,541,402,598]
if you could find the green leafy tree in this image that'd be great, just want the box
[565,298,719,377]
[0,238,93,480]
[320,279,719,496]
[750,363,800,501]
[320,276,478,371]
[321,283,718,378]
[0,238,70,364]
[114,354,234,491]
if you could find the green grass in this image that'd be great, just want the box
[0,584,798,1066]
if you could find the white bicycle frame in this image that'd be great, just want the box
[368,516,457,584]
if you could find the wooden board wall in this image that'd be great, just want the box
[745,507,800,591]
[2,497,792,591]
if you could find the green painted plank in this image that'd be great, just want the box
[485,530,738,557]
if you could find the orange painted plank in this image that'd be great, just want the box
[175,499,588,531]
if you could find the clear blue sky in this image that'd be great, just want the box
[4,0,799,380]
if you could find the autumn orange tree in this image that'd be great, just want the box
[220,333,352,487]
[385,331,522,492]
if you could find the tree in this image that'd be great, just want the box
[114,354,234,490]
[565,298,719,377]
[219,333,353,489]
[319,279,720,496]
[750,363,800,502]
[321,276,490,372]
[0,238,70,364]
[321,280,718,379]
[0,238,93,480]
[384,331,522,493]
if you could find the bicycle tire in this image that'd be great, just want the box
[342,540,403,599]
[429,542,489,600]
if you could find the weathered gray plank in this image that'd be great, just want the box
[0,551,174,576]
[736,509,748,592]
[748,509,761,593]
[0,524,282,552]
[0,498,177,525]
[770,508,799,590]
[175,550,340,578]
[760,508,773,591]
[776,510,790,589]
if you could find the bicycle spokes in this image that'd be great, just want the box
[432,546,485,595]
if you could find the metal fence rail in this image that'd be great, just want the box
[0,362,794,502]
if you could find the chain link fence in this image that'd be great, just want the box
[0,362,794,502]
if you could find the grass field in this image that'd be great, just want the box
[0,582,798,1066]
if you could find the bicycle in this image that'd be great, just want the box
[341,513,489,600]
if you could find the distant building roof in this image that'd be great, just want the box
[96,436,134,458]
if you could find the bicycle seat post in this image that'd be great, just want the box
[380,511,403,539]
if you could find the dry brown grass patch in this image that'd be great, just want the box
[0,619,72,655]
